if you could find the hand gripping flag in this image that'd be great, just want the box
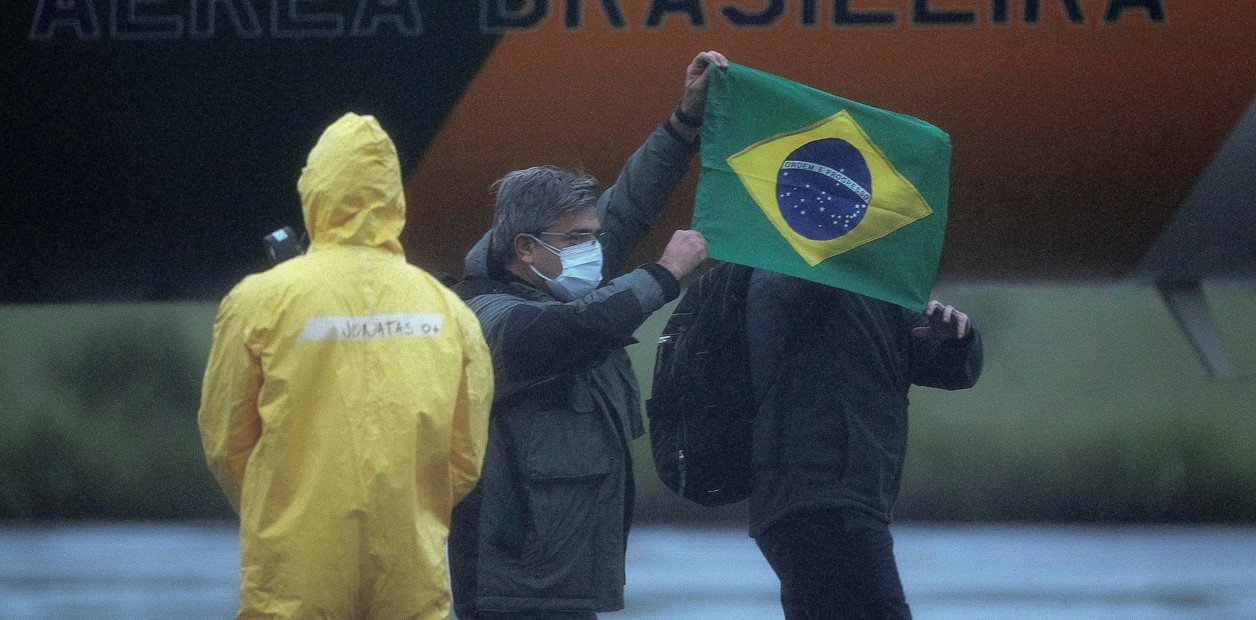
[694,63,952,311]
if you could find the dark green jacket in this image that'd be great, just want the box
[449,124,695,615]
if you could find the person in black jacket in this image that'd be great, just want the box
[746,269,983,619]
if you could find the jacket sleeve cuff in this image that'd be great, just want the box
[942,323,978,349]
[657,122,700,156]
[605,267,670,315]
[639,262,681,302]
[662,120,699,148]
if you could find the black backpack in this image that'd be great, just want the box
[646,262,756,507]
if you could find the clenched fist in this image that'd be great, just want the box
[678,50,729,120]
[656,230,709,289]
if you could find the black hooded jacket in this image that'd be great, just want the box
[746,269,983,536]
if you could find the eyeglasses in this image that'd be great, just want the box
[537,230,606,246]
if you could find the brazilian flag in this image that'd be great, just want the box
[694,63,951,311]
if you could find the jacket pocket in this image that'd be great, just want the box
[521,400,612,481]
[522,470,606,599]
[516,387,613,600]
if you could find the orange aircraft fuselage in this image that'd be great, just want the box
[404,0,1256,283]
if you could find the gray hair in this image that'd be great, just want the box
[489,166,599,265]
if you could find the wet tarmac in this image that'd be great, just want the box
[1,523,1252,619]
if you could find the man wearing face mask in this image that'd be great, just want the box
[448,51,726,619]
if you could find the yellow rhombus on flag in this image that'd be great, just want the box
[726,110,933,266]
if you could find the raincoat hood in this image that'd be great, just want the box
[200,144,493,615]
[298,113,405,254]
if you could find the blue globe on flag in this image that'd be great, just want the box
[775,138,871,241]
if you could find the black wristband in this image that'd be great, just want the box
[640,263,682,302]
[662,121,698,146]
[673,104,702,128]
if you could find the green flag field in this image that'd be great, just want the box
[695,63,951,311]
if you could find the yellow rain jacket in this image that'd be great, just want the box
[198,113,493,619]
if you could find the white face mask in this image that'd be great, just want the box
[527,235,604,301]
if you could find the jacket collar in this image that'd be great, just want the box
[463,231,556,302]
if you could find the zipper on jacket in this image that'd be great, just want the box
[677,448,687,498]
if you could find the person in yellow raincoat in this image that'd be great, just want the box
[198,112,493,619]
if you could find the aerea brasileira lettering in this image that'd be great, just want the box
[29,0,425,41]
[484,0,1164,30]
[30,0,1166,41]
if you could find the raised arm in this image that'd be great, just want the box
[475,230,706,400]
[598,51,728,275]
[477,265,676,393]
